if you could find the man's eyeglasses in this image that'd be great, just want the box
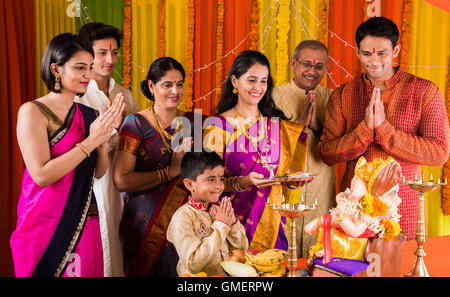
[295,59,327,71]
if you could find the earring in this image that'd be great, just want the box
[54,75,61,91]
[232,87,238,94]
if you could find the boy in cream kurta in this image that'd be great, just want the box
[167,152,248,276]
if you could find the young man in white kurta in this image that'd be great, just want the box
[75,23,138,276]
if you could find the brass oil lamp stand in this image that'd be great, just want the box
[267,197,317,277]
[402,172,447,277]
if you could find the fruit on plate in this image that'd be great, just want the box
[244,249,288,276]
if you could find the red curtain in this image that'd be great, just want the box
[0,0,36,276]
[193,0,253,115]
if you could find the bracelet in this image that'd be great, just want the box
[76,143,90,158]
[156,166,172,184]
[235,176,246,192]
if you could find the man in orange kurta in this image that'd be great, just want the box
[318,17,449,240]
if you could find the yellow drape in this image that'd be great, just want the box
[409,0,450,237]
[258,0,322,86]
[34,0,76,98]
[131,0,188,111]
[131,0,160,111]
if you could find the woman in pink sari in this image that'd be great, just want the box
[10,33,124,277]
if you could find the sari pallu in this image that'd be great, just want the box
[10,103,102,277]
[118,112,198,276]
[203,115,308,251]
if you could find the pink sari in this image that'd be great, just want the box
[10,103,103,277]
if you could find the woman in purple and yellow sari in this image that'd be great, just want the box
[10,33,124,277]
[203,50,313,252]
[113,57,197,276]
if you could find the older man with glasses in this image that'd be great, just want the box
[272,40,336,259]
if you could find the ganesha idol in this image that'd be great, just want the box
[304,156,404,276]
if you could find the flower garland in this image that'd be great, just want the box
[214,0,224,107]
[249,0,259,51]
[443,57,450,215]
[122,0,132,89]
[185,0,195,110]
[158,0,166,57]
[275,0,290,86]
[319,0,329,88]
[399,0,412,70]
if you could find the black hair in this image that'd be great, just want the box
[216,50,288,120]
[181,151,225,181]
[140,57,186,101]
[355,17,399,49]
[40,33,94,93]
[78,22,123,49]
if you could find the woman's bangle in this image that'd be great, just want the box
[236,176,246,192]
[76,143,90,158]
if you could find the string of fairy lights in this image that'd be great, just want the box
[75,0,448,103]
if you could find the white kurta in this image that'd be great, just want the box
[167,203,249,276]
[273,80,336,258]
[75,78,138,276]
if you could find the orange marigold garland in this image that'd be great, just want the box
[249,0,259,51]
[122,0,132,89]
[399,0,412,71]
[158,0,166,57]
[443,57,450,215]
[214,0,225,107]
[275,0,291,86]
[319,0,329,87]
[185,0,195,110]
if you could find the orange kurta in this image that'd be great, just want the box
[318,67,450,240]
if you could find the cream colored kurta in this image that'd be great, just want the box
[75,78,138,276]
[272,80,336,258]
[167,203,249,276]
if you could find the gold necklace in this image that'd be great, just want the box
[234,108,270,165]
[151,104,183,152]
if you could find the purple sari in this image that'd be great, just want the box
[10,103,103,277]
[204,115,307,251]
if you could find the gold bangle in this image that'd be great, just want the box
[76,143,90,158]
[165,167,172,182]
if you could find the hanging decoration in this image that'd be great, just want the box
[185,0,195,110]
[123,0,132,89]
[443,57,450,216]
[214,0,225,107]
[399,0,412,70]
[249,0,259,50]
[275,0,291,86]
[319,0,329,87]
[158,0,166,57]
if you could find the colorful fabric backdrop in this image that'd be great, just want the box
[1,0,449,276]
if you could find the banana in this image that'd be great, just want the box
[244,251,286,267]
[261,265,286,277]
[258,249,288,258]
[252,263,281,273]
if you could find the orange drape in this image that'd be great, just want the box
[0,0,36,276]
[193,0,253,116]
